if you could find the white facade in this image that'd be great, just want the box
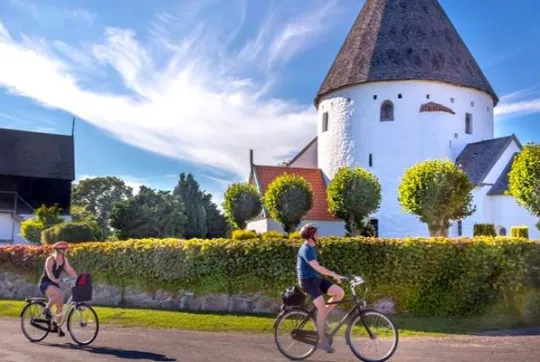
[248,218,345,237]
[288,139,318,168]
[0,213,72,245]
[317,80,495,237]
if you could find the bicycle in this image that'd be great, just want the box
[274,275,399,361]
[20,275,99,346]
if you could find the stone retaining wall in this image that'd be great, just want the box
[0,272,281,314]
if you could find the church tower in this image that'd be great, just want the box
[315,0,498,237]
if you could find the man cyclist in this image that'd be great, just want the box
[297,224,344,353]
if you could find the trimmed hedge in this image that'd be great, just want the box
[261,231,285,240]
[41,222,97,244]
[511,226,529,239]
[231,230,258,240]
[1,237,540,317]
[474,224,496,237]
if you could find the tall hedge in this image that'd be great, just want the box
[474,224,496,237]
[511,226,529,239]
[1,237,539,317]
[41,222,97,244]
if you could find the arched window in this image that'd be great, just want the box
[499,227,507,236]
[380,100,394,121]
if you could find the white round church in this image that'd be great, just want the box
[247,0,539,239]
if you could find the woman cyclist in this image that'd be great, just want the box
[38,241,78,337]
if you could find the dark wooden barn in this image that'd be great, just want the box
[0,127,75,243]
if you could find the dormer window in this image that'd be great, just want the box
[380,100,394,121]
[465,113,473,134]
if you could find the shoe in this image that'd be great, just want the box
[318,340,335,353]
[43,308,53,320]
[57,327,65,337]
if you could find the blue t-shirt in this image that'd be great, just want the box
[297,243,320,280]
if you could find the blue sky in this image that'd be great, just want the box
[0,0,539,207]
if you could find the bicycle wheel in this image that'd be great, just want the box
[20,301,50,342]
[345,309,399,362]
[67,303,99,346]
[274,307,319,361]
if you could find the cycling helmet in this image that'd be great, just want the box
[52,241,69,250]
[300,224,318,240]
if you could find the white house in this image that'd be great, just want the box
[246,0,539,239]
[0,127,74,245]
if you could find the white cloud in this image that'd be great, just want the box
[0,1,339,179]
[63,8,96,26]
[495,86,540,119]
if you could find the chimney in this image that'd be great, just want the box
[249,149,254,166]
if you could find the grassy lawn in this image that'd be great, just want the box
[0,300,537,337]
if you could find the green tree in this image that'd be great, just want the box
[110,186,187,240]
[398,159,476,237]
[264,174,313,234]
[201,193,228,238]
[173,173,207,238]
[20,204,64,244]
[222,183,262,229]
[71,177,133,239]
[70,205,103,240]
[508,143,540,230]
[327,167,382,236]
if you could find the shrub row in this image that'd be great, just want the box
[511,226,529,239]
[1,237,539,317]
[474,224,496,237]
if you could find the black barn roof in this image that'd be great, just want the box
[315,0,498,107]
[0,127,75,180]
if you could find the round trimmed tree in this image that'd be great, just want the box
[398,159,476,237]
[508,143,540,230]
[223,183,262,229]
[264,174,313,234]
[327,166,382,236]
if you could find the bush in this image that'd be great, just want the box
[223,183,262,230]
[261,231,284,240]
[511,226,529,239]
[20,204,64,244]
[474,224,496,237]
[289,232,301,240]
[20,219,44,244]
[41,222,97,244]
[231,230,258,240]
[2,236,540,317]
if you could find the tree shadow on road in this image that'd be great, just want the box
[46,343,176,361]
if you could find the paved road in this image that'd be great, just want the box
[0,318,538,362]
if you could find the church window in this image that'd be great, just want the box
[471,101,475,107]
[426,94,430,99]
[451,97,455,103]
[458,220,463,236]
[322,112,329,132]
[373,95,378,100]
[398,94,402,99]
[499,227,507,236]
[380,100,394,121]
[465,113,473,134]
[369,153,373,167]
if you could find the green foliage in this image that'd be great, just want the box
[110,186,187,240]
[41,222,97,244]
[398,159,476,236]
[231,230,258,240]
[223,183,262,229]
[509,143,540,228]
[20,204,64,244]
[511,226,529,239]
[201,193,228,239]
[20,219,44,244]
[70,205,103,240]
[264,174,313,234]
[2,236,540,317]
[261,231,284,240]
[474,224,496,237]
[327,167,382,236]
[173,173,207,238]
[71,176,133,239]
[288,232,301,240]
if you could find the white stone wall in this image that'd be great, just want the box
[490,196,539,239]
[317,80,495,237]
[288,139,318,168]
[247,218,345,237]
[0,214,13,240]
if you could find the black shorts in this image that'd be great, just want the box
[299,278,334,300]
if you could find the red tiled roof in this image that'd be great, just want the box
[419,102,455,115]
[251,165,336,221]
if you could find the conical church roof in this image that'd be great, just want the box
[315,0,498,106]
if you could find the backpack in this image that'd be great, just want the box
[71,273,93,302]
[281,285,306,306]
